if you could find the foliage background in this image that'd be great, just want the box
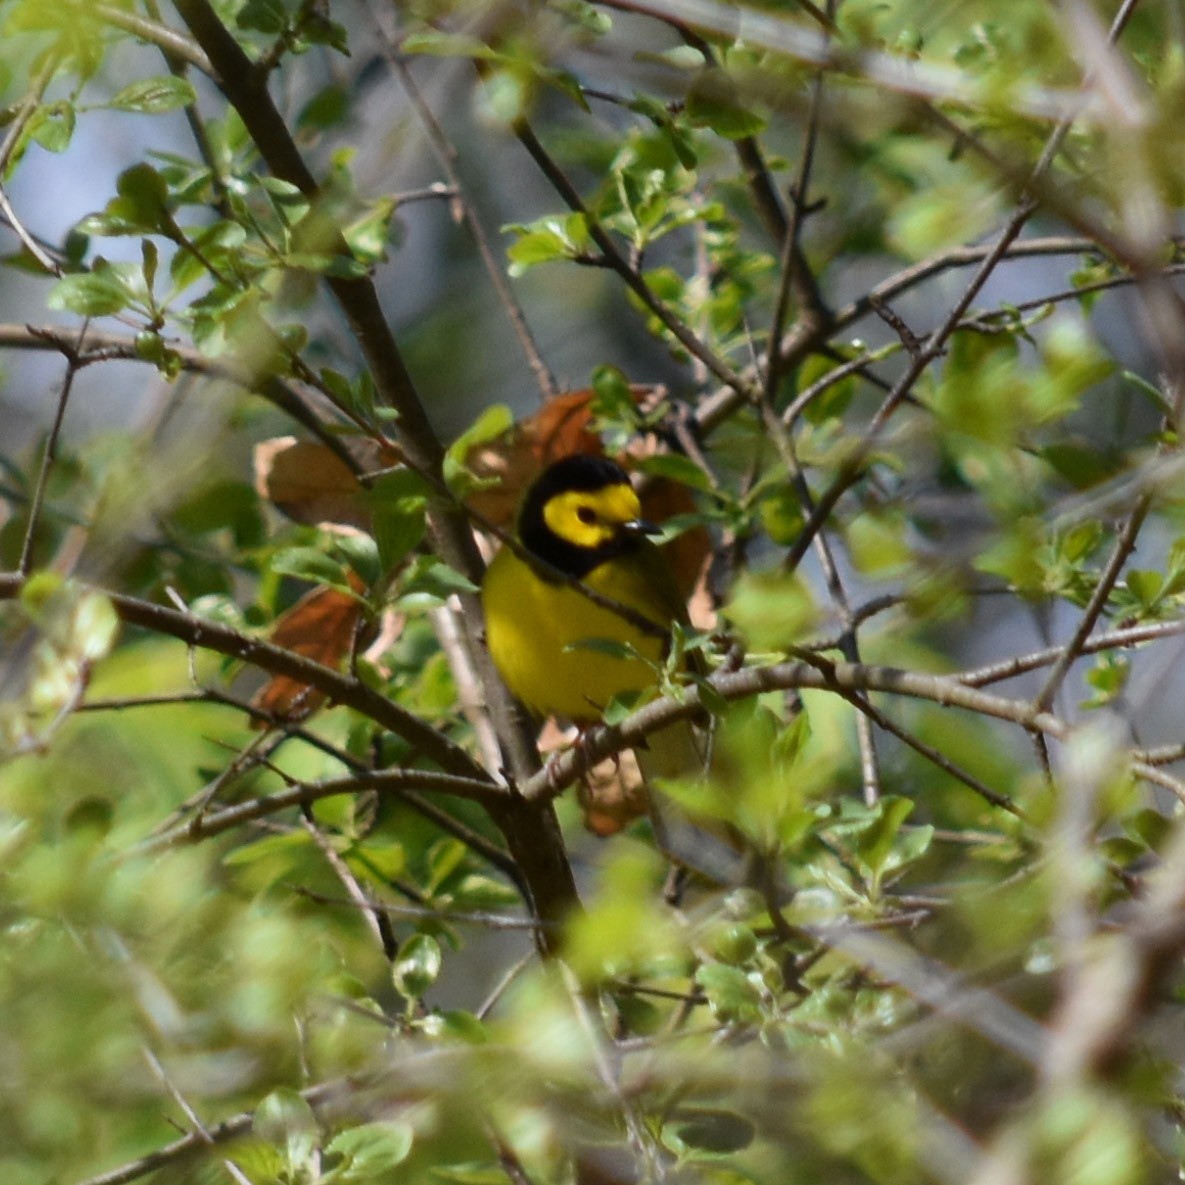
[3,1,1185,1183]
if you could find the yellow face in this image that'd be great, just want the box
[541,482,644,549]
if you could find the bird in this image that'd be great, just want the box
[481,453,702,778]
[482,453,753,883]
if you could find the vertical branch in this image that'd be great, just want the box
[759,399,881,803]
[169,0,579,939]
[17,323,88,575]
[0,55,62,274]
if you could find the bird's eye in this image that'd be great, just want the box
[576,505,597,525]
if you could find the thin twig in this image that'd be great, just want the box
[300,814,398,958]
[0,571,489,778]
[759,0,833,406]
[758,398,881,803]
[958,618,1185,688]
[1032,493,1152,713]
[74,0,216,76]
[0,55,58,178]
[511,117,751,396]
[135,768,503,851]
[17,322,88,575]
[372,12,559,400]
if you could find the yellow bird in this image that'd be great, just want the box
[483,453,743,876]
[481,453,686,725]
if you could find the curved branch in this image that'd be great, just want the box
[138,768,504,850]
[167,0,541,791]
[958,618,1185,688]
[511,119,752,396]
[82,2,216,76]
[0,572,490,781]
[519,656,1069,804]
[603,0,1087,121]
[0,323,355,469]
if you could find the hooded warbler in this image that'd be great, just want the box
[481,453,692,730]
[483,453,744,877]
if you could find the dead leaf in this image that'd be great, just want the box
[463,386,666,528]
[251,571,369,725]
[579,750,650,835]
[254,436,399,530]
[538,720,649,835]
[462,384,711,612]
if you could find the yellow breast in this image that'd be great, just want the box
[481,545,669,722]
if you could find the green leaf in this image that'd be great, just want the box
[108,76,196,114]
[694,963,762,1024]
[451,873,521,911]
[505,212,590,275]
[758,483,804,547]
[588,362,639,429]
[427,838,469,892]
[635,452,713,493]
[974,516,1046,594]
[237,0,287,34]
[344,196,396,263]
[371,471,428,574]
[662,1108,756,1156]
[374,511,426,575]
[253,1089,319,1175]
[299,84,350,131]
[1123,808,1171,852]
[327,1122,414,1180]
[853,796,916,884]
[1124,569,1162,608]
[271,546,351,588]
[29,101,74,152]
[392,934,442,999]
[141,239,159,293]
[635,45,705,71]
[797,350,859,425]
[685,68,766,140]
[319,367,376,421]
[222,831,314,868]
[565,636,645,662]
[398,557,478,609]
[709,922,758,966]
[723,571,818,651]
[1083,653,1129,709]
[436,1009,492,1044]
[71,591,119,662]
[888,178,1001,260]
[443,404,514,498]
[847,508,912,575]
[106,163,172,233]
[1039,442,1119,490]
[47,272,131,316]
[401,30,498,58]
[551,0,613,35]
[331,532,380,587]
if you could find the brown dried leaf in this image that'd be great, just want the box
[254,436,398,530]
[464,390,603,527]
[251,573,367,724]
[538,721,649,836]
[463,386,666,528]
[579,749,649,836]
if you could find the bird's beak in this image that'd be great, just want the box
[622,518,662,537]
